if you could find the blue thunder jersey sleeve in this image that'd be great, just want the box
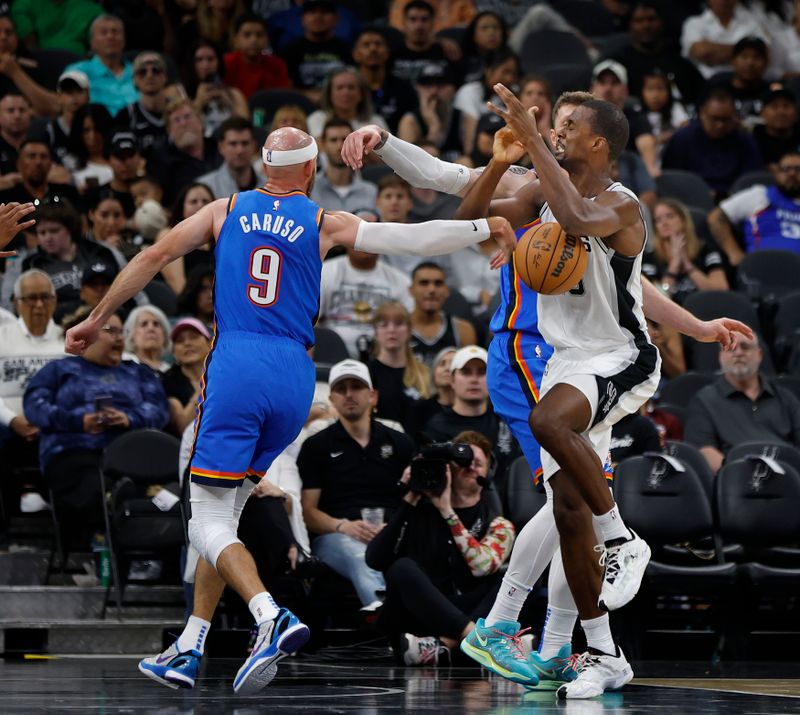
[213,189,323,347]
[489,219,547,339]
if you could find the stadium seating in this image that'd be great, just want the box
[518,31,591,73]
[505,456,547,533]
[656,170,715,211]
[729,170,776,195]
[313,327,350,365]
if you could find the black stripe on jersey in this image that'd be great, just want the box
[505,332,538,409]
[226,193,237,215]
[590,251,659,428]
[501,257,519,328]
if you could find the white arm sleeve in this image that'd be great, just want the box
[354,218,490,256]
[373,134,472,194]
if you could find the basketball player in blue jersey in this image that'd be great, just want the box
[64,127,516,694]
[343,102,753,697]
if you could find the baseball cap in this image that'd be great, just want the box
[416,62,457,86]
[592,59,628,86]
[57,70,89,91]
[476,113,504,136]
[81,261,117,285]
[133,51,167,74]
[109,131,139,157]
[302,0,337,12]
[733,35,768,58]
[450,345,488,372]
[762,84,796,107]
[329,359,373,389]
[170,317,211,341]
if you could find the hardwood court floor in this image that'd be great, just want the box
[0,657,797,713]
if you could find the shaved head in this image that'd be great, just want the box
[262,127,318,190]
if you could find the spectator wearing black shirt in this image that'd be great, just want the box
[753,86,800,171]
[63,103,115,194]
[392,0,453,85]
[458,11,508,85]
[299,359,413,608]
[407,63,463,162]
[282,0,351,104]
[29,71,89,170]
[0,92,31,189]
[591,60,659,178]
[607,0,705,104]
[352,28,418,137]
[708,36,770,125]
[162,317,211,435]
[644,198,728,304]
[662,87,763,201]
[146,100,220,207]
[423,346,520,500]
[118,52,168,157]
[88,131,141,219]
[367,301,431,435]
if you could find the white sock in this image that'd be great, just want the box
[248,591,279,625]
[581,614,616,656]
[593,504,632,543]
[538,605,577,659]
[176,615,211,654]
[486,575,531,627]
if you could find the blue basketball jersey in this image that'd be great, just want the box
[743,185,800,253]
[214,189,323,347]
[489,218,547,340]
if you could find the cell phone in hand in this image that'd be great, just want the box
[94,395,113,412]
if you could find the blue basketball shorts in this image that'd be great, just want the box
[189,333,315,488]
[488,331,551,483]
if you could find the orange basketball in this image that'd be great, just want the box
[514,222,588,295]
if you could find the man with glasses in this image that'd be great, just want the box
[686,333,800,473]
[662,86,763,201]
[0,269,64,531]
[119,52,168,157]
[709,151,800,266]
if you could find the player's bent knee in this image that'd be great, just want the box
[529,408,558,446]
[188,515,242,569]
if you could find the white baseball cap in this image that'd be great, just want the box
[592,59,628,86]
[450,345,488,373]
[329,359,373,389]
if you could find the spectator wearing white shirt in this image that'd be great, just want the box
[681,0,766,78]
[708,151,800,265]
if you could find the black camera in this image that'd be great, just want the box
[408,442,473,496]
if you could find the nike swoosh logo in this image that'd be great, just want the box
[475,632,488,647]
[155,653,174,665]
[472,222,478,231]
[532,664,557,678]
[330,452,343,458]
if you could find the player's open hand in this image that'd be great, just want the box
[0,202,35,256]
[489,84,541,147]
[693,317,754,350]
[341,125,385,170]
[492,126,525,164]
[487,216,515,269]
[65,317,101,355]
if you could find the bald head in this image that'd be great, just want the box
[262,127,318,191]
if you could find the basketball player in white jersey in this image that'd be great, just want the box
[342,94,753,698]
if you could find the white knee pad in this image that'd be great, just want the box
[188,481,247,568]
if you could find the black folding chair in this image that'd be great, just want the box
[655,170,714,211]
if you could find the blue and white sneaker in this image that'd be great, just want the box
[138,641,202,689]
[460,619,539,686]
[233,607,310,695]
[526,643,579,689]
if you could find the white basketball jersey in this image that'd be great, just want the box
[537,182,654,362]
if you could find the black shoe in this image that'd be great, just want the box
[288,547,320,579]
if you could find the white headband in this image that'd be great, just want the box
[262,138,318,167]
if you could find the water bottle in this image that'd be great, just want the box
[92,534,111,587]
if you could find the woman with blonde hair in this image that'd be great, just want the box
[306,67,388,138]
[123,305,172,373]
[270,104,309,133]
[645,198,729,305]
[367,302,431,434]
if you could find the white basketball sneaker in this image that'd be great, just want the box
[597,530,651,611]
[556,647,633,699]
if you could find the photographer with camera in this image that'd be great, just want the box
[366,430,515,667]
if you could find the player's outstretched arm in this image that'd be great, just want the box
[641,277,754,350]
[65,199,227,355]
[320,210,515,267]
[340,125,532,199]
[0,202,36,257]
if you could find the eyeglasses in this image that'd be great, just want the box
[101,326,124,337]
[135,66,164,77]
[16,293,55,305]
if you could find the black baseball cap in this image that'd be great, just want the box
[109,131,139,157]
[762,84,797,107]
[416,62,456,86]
[82,261,117,286]
[732,36,768,58]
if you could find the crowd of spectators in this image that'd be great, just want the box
[1,0,800,664]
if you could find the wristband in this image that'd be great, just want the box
[444,513,459,525]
